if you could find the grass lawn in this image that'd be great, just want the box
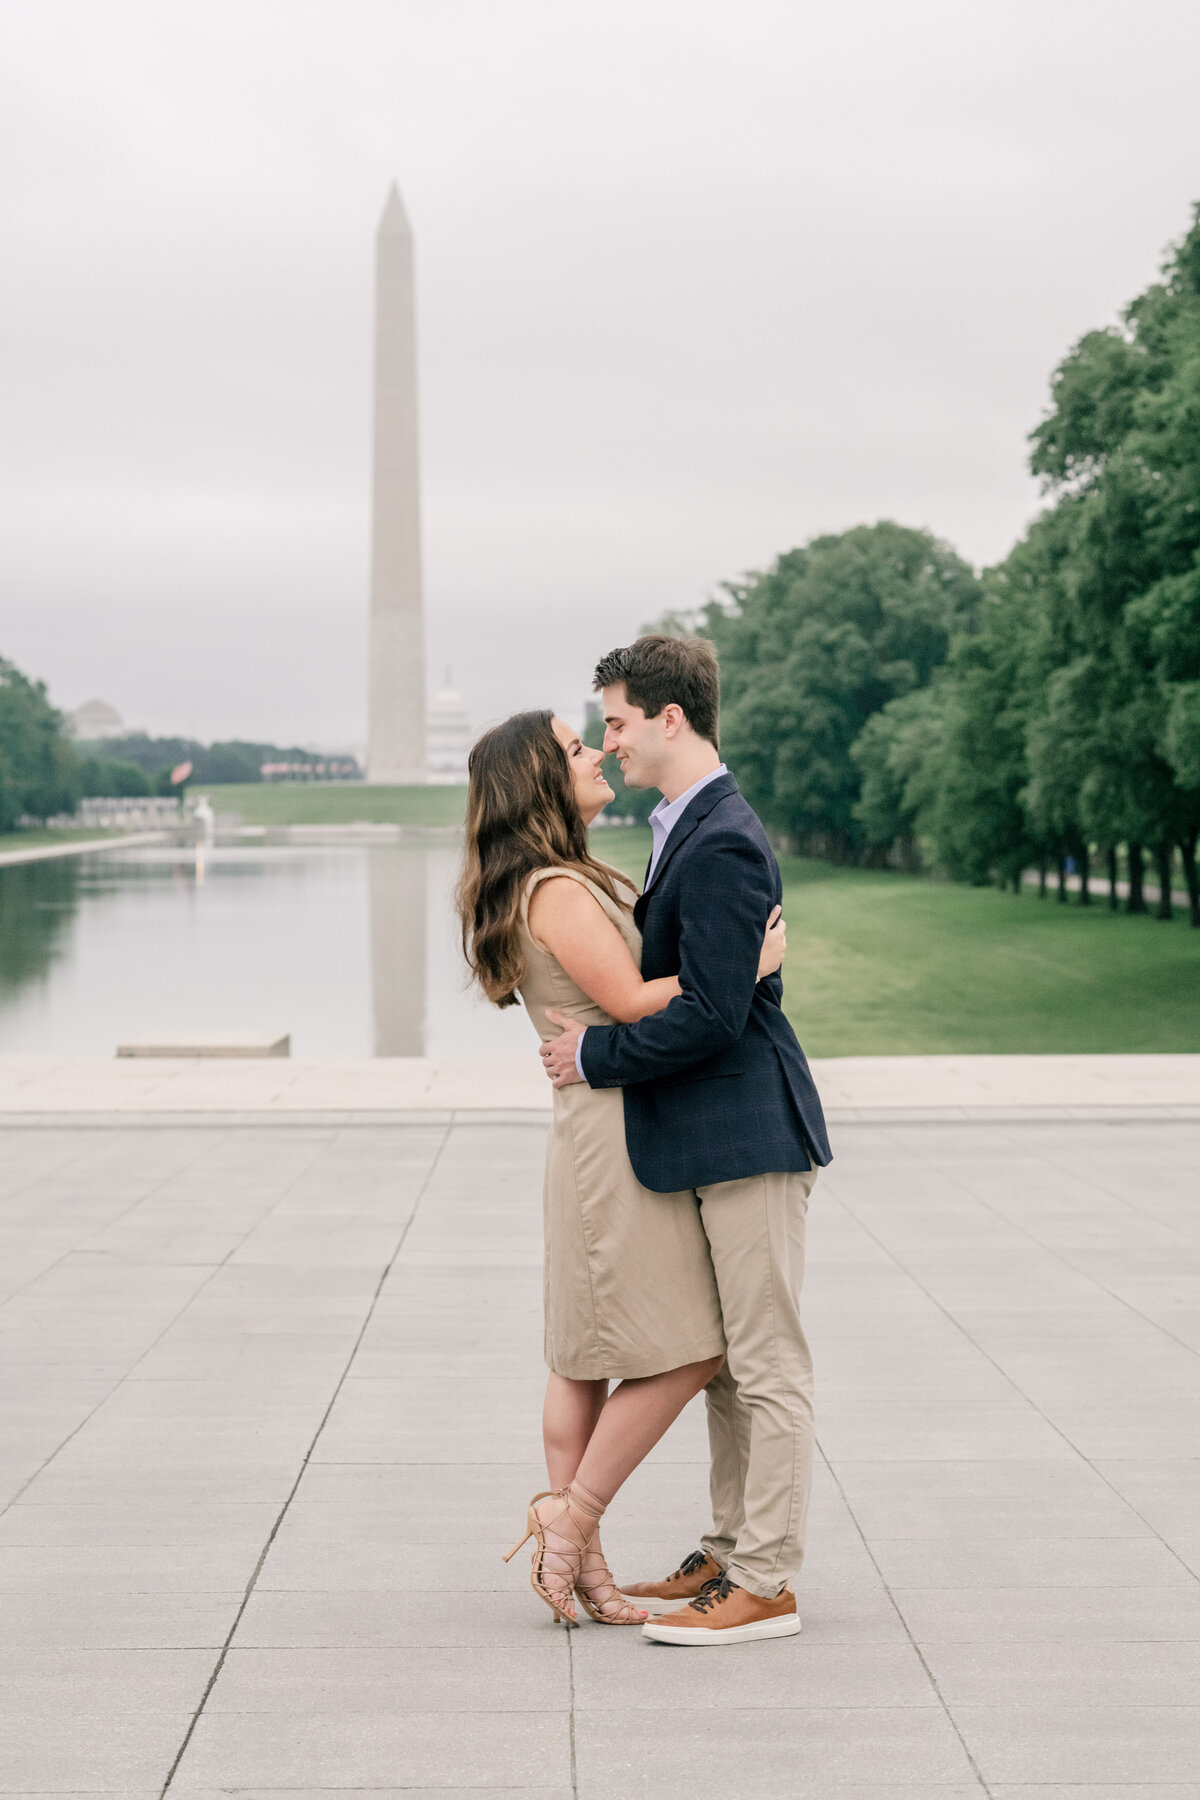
[204,782,467,827]
[0,827,125,855]
[591,825,1200,1055]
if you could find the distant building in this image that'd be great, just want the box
[68,699,125,740]
[427,676,471,784]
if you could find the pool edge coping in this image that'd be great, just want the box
[2,1103,1199,1129]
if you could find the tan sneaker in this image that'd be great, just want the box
[642,1574,801,1645]
[620,1548,722,1603]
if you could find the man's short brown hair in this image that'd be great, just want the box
[593,635,720,748]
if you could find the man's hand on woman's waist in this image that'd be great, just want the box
[540,1010,586,1087]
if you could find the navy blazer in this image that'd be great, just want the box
[579,771,832,1193]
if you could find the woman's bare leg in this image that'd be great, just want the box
[574,1355,724,1505]
[535,1375,608,1622]
[543,1372,608,1488]
[534,1357,723,1622]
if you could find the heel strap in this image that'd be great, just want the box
[577,1541,644,1624]
[566,1478,606,1523]
[533,1483,606,1557]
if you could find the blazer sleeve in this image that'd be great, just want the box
[579,830,773,1088]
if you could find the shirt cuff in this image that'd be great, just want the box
[574,1029,588,1083]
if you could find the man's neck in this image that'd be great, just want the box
[658,749,723,805]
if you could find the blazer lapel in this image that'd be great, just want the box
[642,772,739,897]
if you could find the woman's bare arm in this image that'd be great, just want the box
[528,877,678,1022]
[527,877,786,1025]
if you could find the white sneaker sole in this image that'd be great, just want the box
[641,1612,802,1646]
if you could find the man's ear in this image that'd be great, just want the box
[661,702,686,738]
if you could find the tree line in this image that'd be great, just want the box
[0,660,353,833]
[648,204,1199,926]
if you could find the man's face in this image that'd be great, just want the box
[601,683,666,791]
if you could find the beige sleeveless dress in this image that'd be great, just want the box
[518,864,725,1381]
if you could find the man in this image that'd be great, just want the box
[540,634,831,1646]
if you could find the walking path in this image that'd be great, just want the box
[1022,868,1194,910]
[2,1052,1199,1121]
[0,832,163,869]
[2,1110,1199,1795]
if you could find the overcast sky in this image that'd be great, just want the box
[2,1,1199,750]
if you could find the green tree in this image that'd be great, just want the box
[77,757,152,799]
[0,657,80,830]
[78,734,347,784]
[1027,203,1200,923]
[702,522,979,859]
[1011,498,1104,904]
[850,684,946,870]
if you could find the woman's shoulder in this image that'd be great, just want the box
[521,865,596,923]
[523,865,593,897]
[523,864,637,926]
[524,861,636,894]
[590,859,641,901]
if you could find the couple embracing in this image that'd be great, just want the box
[458,633,831,1647]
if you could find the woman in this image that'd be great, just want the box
[457,710,786,1626]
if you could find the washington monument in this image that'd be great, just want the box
[367,183,426,784]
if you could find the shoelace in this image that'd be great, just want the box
[688,1573,736,1613]
[670,1549,710,1580]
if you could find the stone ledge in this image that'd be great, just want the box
[116,1033,291,1059]
[0,1053,1197,1117]
[0,830,163,868]
[1,1104,1199,1132]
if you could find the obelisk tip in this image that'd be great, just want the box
[378,182,412,237]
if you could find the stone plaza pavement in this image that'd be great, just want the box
[2,1112,1200,1798]
[2,1052,1199,1118]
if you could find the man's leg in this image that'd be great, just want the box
[699,1357,750,1572]
[696,1169,817,1599]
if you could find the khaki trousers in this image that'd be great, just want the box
[696,1168,817,1598]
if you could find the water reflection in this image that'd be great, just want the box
[368,844,425,1056]
[0,858,80,997]
[0,842,529,1059]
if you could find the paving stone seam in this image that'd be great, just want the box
[5,1121,1197,1784]
[157,1123,454,1798]
[566,1628,578,1797]
[0,1125,235,1319]
[825,1184,1200,1615]
[813,1449,995,1797]
[0,1126,123,1232]
[943,1145,1200,1371]
[0,1126,337,1520]
[1026,1135,1200,1253]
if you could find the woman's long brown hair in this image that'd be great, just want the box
[457,709,630,1007]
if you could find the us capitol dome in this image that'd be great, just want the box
[426,674,472,783]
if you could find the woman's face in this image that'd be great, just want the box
[551,716,614,824]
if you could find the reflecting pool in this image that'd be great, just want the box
[0,842,532,1058]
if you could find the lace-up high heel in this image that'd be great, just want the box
[574,1528,647,1625]
[502,1480,606,1626]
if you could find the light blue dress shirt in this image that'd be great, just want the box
[573,764,728,1081]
